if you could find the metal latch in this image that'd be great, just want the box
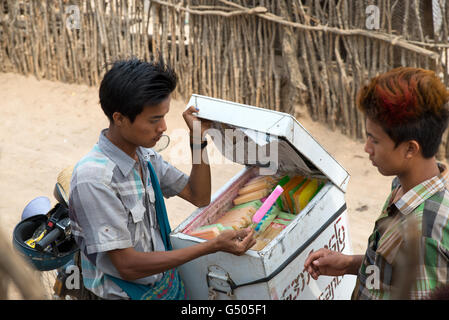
[206,265,236,297]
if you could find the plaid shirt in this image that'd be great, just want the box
[352,163,449,300]
[69,130,189,299]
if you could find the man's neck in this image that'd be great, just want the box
[105,126,138,161]
[397,157,440,194]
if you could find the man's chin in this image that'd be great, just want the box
[141,141,157,149]
[376,167,396,177]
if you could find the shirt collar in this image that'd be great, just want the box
[98,129,137,177]
[98,129,157,176]
[394,163,449,216]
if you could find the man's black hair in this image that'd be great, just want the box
[99,58,177,123]
[384,112,449,158]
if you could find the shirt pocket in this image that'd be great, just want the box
[130,202,145,223]
[376,228,403,265]
[128,202,146,244]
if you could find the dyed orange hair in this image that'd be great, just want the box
[357,67,449,127]
[357,67,449,158]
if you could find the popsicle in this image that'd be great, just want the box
[252,185,284,224]
[254,207,278,233]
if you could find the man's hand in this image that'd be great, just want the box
[304,248,355,280]
[182,106,212,142]
[176,105,213,207]
[212,227,257,256]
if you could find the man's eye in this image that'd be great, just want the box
[150,119,160,124]
[368,136,378,144]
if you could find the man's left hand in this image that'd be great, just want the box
[183,106,212,142]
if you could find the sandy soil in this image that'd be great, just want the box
[0,72,395,297]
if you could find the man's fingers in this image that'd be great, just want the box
[237,228,254,245]
[313,253,336,269]
[310,270,320,281]
[235,227,251,239]
[219,229,237,240]
[184,105,198,114]
[182,106,198,122]
[304,248,332,279]
[304,249,325,268]
[231,228,255,254]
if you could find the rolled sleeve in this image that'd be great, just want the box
[70,181,133,255]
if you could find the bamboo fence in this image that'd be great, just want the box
[1,0,449,157]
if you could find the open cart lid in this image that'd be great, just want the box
[187,94,350,193]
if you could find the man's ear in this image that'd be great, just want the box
[112,112,125,127]
[405,140,420,159]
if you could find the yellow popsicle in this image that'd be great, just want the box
[293,179,319,214]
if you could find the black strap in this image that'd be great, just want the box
[45,203,68,232]
[190,140,208,149]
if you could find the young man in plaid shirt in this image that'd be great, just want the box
[69,59,256,299]
[304,67,449,299]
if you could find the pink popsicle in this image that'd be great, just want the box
[252,185,284,224]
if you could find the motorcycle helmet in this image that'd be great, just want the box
[21,196,51,220]
[13,166,78,271]
[12,211,78,271]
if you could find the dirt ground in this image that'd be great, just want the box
[0,72,395,298]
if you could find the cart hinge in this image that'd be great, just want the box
[206,265,236,297]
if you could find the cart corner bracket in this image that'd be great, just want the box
[206,265,236,296]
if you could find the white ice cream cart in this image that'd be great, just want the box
[170,94,357,300]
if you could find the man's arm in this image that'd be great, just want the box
[177,106,212,207]
[108,228,256,281]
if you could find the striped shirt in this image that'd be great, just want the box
[352,163,449,299]
[68,129,189,299]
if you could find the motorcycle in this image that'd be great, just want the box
[12,166,81,299]
[12,135,171,299]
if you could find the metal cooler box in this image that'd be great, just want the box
[170,94,357,300]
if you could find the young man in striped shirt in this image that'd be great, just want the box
[304,67,449,299]
[69,59,256,299]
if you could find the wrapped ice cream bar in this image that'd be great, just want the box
[238,179,272,195]
[233,188,269,206]
[280,176,304,213]
[215,206,257,230]
[252,185,284,224]
[189,226,221,240]
[254,207,278,233]
[189,223,233,240]
[293,179,320,214]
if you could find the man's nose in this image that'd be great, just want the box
[158,118,167,133]
[364,141,373,155]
